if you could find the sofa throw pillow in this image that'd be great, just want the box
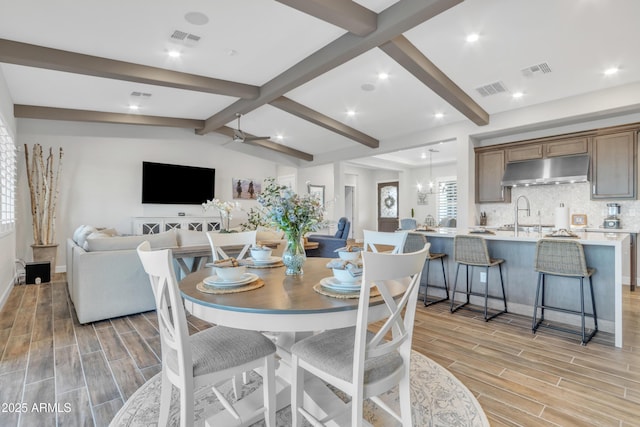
[175,229,209,247]
[85,230,178,252]
[76,225,98,248]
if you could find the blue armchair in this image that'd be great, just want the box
[306,217,351,258]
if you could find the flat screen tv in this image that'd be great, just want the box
[142,161,215,205]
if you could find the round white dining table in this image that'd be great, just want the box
[179,257,402,333]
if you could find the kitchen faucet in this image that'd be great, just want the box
[514,195,531,237]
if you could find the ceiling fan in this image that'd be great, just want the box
[232,113,270,143]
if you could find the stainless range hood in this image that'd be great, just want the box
[501,154,590,187]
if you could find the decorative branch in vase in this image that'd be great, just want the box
[24,144,63,277]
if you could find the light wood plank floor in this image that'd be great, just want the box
[0,275,638,426]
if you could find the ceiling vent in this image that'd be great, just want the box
[170,30,201,47]
[130,92,152,97]
[475,81,508,97]
[521,62,552,78]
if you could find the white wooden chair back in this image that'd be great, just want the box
[136,241,192,390]
[206,230,257,261]
[363,229,408,254]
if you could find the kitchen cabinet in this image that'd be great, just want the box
[544,137,589,157]
[506,144,543,162]
[476,150,510,203]
[591,131,636,199]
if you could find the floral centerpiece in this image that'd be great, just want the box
[202,199,239,233]
[257,177,325,275]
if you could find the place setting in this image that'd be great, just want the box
[197,259,264,294]
[314,247,379,299]
[239,245,284,268]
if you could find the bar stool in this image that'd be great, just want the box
[424,251,448,306]
[532,239,598,345]
[403,233,449,306]
[450,235,507,321]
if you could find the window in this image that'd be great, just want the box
[0,118,16,234]
[437,179,457,222]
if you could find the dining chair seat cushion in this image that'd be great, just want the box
[291,327,403,384]
[167,326,276,376]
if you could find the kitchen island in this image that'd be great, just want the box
[415,229,629,347]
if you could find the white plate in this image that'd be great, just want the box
[203,273,259,288]
[320,277,361,292]
[248,256,282,265]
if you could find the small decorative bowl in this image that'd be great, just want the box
[338,251,360,261]
[250,247,272,261]
[215,266,246,282]
[332,268,359,283]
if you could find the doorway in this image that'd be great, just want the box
[344,185,355,239]
[377,181,399,232]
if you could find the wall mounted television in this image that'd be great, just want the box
[142,161,215,205]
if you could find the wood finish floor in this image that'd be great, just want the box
[0,275,638,426]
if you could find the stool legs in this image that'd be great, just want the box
[423,257,449,307]
[450,263,506,321]
[532,272,598,345]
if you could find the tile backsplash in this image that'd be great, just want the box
[478,182,640,231]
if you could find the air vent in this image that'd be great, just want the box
[521,62,552,78]
[130,92,152,97]
[475,81,508,97]
[170,30,201,47]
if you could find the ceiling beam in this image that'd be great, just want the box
[0,38,259,99]
[379,35,489,126]
[197,0,464,135]
[14,105,205,128]
[275,0,377,36]
[269,96,379,148]
[215,126,314,161]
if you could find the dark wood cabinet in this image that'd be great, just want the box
[506,144,542,162]
[591,131,637,199]
[476,150,510,203]
[544,137,589,157]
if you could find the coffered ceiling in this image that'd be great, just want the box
[1,0,639,169]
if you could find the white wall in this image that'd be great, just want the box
[16,119,278,271]
[0,67,17,307]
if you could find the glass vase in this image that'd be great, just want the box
[282,235,306,275]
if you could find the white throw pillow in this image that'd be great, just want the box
[77,225,98,248]
[175,229,209,247]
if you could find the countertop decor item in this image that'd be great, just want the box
[25,144,63,277]
[257,177,325,275]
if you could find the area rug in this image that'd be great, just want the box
[110,351,489,426]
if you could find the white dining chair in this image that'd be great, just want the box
[362,229,408,254]
[206,230,257,261]
[290,244,429,427]
[136,241,276,427]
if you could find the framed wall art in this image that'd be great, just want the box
[232,178,261,199]
[308,184,325,205]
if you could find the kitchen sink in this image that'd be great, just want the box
[497,224,555,233]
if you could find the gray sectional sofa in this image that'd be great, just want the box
[66,226,209,324]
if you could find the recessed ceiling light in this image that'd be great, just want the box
[377,72,389,80]
[421,153,426,159]
[275,134,284,140]
[434,112,444,119]
[512,91,524,99]
[167,50,181,58]
[346,110,356,117]
[184,11,209,26]
[466,33,479,43]
[128,105,140,111]
[604,67,619,76]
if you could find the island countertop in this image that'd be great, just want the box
[411,228,629,347]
